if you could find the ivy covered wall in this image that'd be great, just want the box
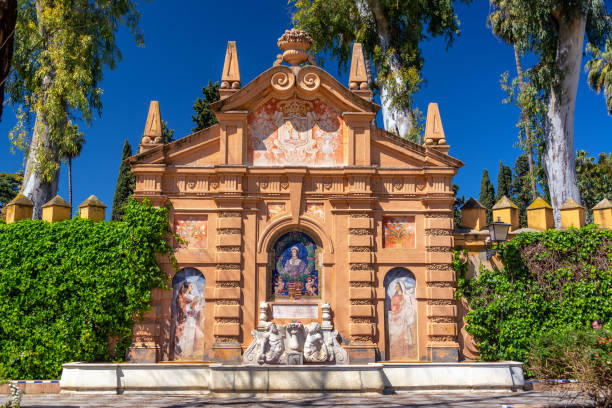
[0,200,173,379]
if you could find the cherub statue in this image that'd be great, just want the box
[304,322,331,363]
[257,323,285,365]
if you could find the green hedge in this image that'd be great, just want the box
[0,200,173,379]
[457,225,612,364]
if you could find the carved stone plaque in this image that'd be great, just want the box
[272,304,318,319]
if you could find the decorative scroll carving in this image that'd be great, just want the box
[271,70,295,93]
[297,68,321,95]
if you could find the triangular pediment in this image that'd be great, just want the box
[211,65,379,114]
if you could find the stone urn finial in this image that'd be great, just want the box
[277,28,313,66]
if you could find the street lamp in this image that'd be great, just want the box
[485,217,511,259]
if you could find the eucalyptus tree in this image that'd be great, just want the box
[0,0,17,120]
[291,0,470,140]
[488,0,611,226]
[6,0,143,218]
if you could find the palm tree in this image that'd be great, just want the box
[585,39,612,115]
[59,130,85,207]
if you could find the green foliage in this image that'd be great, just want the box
[0,199,173,380]
[529,328,612,406]
[452,184,465,228]
[192,81,219,132]
[576,150,612,222]
[291,0,470,133]
[0,173,22,210]
[7,0,144,183]
[161,120,174,144]
[496,160,513,201]
[458,226,612,365]
[110,140,135,221]
[512,154,533,227]
[585,38,612,115]
[479,169,495,224]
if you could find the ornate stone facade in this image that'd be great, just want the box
[128,29,463,364]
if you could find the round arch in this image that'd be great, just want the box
[257,215,334,255]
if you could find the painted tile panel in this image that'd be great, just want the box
[248,97,344,166]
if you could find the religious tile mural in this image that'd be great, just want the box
[384,268,417,360]
[171,268,206,360]
[305,203,325,220]
[247,97,344,166]
[174,216,208,249]
[268,203,287,219]
[383,216,416,249]
[269,231,321,300]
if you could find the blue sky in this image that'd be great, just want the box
[0,1,610,217]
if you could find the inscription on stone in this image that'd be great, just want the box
[272,304,318,319]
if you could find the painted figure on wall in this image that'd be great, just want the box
[384,268,417,360]
[248,97,343,167]
[171,268,205,360]
[270,231,320,300]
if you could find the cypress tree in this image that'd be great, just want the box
[452,184,465,228]
[513,154,532,227]
[192,81,220,132]
[479,169,496,224]
[496,161,513,202]
[161,120,175,144]
[110,140,136,221]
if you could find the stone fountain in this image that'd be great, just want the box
[242,302,348,365]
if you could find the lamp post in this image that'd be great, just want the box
[485,217,511,259]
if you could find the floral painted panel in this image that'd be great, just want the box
[174,216,207,249]
[383,216,416,249]
[305,203,324,220]
[248,97,344,166]
[270,231,321,300]
[384,268,417,360]
[268,203,287,219]
[171,268,206,360]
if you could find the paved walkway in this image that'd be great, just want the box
[1,391,590,407]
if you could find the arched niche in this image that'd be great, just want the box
[257,215,334,256]
[170,267,206,361]
[267,230,322,301]
[383,267,418,361]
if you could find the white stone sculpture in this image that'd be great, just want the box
[257,323,285,365]
[242,303,349,365]
[304,322,330,363]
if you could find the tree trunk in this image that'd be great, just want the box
[22,108,59,219]
[544,14,585,226]
[0,0,17,121]
[514,46,538,200]
[68,157,72,207]
[365,0,413,138]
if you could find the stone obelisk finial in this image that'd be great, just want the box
[220,41,241,99]
[349,42,371,100]
[424,102,448,153]
[139,100,163,153]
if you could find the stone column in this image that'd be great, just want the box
[527,197,554,231]
[212,171,245,362]
[347,208,377,363]
[593,198,612,228]
[4,194,33,223]
[424,178,459,361]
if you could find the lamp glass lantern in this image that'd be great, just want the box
[485,217,511,259]
[487,217,511,243]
